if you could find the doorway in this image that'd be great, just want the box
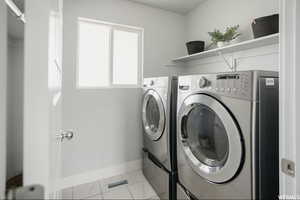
[5,0,25,195]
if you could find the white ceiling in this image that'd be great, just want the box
[129,0,205,14]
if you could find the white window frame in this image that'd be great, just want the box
[76,17,144,89]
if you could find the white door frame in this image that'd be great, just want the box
[0,1,7,199]
[24,0,63,198]
[280,0,300,198]
[23,0,53,196]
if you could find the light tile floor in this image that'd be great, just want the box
[61,170,159,200]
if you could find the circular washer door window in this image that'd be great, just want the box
[142,90,166,141]
[178,94,243,183]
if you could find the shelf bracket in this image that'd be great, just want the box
[217,51,237,72]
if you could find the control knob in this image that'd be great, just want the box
[150,80,155,86]
[199,77,210,88]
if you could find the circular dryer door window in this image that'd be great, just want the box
[178,94,243,183]
[142,90,166,141]
[183,105,229,168]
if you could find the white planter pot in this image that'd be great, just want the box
[217,39,240,48]
[217,41,229,48]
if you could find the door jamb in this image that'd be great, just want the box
[279,0,300,197]
[0,1,7,198]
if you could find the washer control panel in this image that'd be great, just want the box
[178,71,253,100]
[143,77,169,88]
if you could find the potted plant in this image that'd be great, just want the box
[208,25,241,48]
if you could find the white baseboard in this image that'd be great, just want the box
[59,159,142,190]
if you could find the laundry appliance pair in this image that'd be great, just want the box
[142,71,279,200]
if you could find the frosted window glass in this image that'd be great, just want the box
[113,30,139,85]
[78,21,110,88]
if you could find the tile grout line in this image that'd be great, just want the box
[71,186,74,200]
[73,182,103,200]
[126,185,135,200]
[68,170,148,200]
[97,181,103,195]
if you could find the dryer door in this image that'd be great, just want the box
[142,89,166,141]
[178,94,243,183]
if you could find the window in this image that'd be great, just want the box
[77,18,143,88]
[113,30,139,85]
[78,21,110,87]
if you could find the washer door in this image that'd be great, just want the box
[142,90,166,141]
[178,94,243,183]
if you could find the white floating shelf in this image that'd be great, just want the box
[172,33,279,63]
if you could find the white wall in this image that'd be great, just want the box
[0,1,7,198]
[182,0,279,74]
[187,0,279,44]
[6,38,24,180]
[62,0,186,178]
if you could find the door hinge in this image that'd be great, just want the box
[6,185,44,200]
[281,158,295,177]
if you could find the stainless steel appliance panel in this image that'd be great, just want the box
[143,151,169,200]
[256,77,279,199]
[143,77,172,171]
[177,95,252,200]
[176,71,279,200]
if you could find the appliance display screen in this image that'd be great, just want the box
[217,74,240,80]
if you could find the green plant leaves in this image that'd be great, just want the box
[208,25,241,44]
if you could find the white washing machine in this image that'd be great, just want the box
[177,71,279,199]
[142,77,177,200]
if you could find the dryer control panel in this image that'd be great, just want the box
[215,72,252,99]
[178,71,253,100]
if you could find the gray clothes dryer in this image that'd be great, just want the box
[176,71,279,200]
